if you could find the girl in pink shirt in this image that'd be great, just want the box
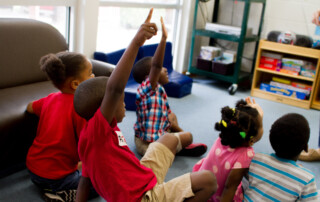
[193,97,264,201]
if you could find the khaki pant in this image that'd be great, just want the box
[140,142,194,202]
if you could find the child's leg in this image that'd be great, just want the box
[185,171,217,202]
[134,136,151,156]
[142,170,216,202]
[140,134,177,184]
[28,170,98,201]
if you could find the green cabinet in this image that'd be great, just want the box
[188,0,266,94]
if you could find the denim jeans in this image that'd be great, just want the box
[28,170,98,198]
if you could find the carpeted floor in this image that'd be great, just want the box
[0,76,319,201]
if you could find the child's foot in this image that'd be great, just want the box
[298,148,320,162]
[43,189,77,202]
[176,143,207,157]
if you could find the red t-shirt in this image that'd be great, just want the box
[79,109,157,202]
[26,92,86,179]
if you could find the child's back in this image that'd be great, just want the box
[193,98,264,202]
[26,52,94,201]
[244,153,317,201]
[244,113,318,201]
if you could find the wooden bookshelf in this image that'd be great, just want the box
[251,40,320,109]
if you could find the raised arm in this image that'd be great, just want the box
[100,8,157,123]
[149,17,168,89]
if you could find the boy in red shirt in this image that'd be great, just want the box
[74,9,217,202]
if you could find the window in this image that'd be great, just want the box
[97,1,182,53]
[0,6,69,43]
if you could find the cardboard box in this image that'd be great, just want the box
[199,46,221,60]
[260,83,307,100]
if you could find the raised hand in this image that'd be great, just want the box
[245,97,264,118]
[134,8,158,47]
[312,10,320,25]
[160,16,168,40]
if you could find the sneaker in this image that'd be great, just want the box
[177,143,207,157]
[43,189,77,202]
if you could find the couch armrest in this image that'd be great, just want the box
[91,59,115,77]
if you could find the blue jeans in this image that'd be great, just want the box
[28,170,98,198]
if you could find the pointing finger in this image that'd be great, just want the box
[145,8,153,23]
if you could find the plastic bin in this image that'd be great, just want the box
[212,61,234,75]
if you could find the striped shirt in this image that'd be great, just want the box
[134,78,171,142]
[244,153,318,202]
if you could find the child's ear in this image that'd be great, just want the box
[71,79,80,90]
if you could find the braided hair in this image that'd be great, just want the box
[215,99,260,148]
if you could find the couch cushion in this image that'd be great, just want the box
[0,81,58,177]
[0,18,68,89]
[164,71,193,98]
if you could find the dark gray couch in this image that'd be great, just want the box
[0,18,114,178]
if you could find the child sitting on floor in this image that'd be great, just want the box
[244,113,318,201]
[193,97,264,201]
[132,21,206,157]
[74,9,217,202]
[26,51,96,201]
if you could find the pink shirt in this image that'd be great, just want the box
[79,109,157,202]
[193,137,254,202]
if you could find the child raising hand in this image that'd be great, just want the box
[193,97,264,202]
[132,15,207,157]
[74,9,217,202]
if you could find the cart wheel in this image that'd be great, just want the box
[228,84,238,95]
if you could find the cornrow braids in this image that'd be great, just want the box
[215,99,260,148]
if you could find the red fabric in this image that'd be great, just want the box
[26,92,86,179]
[79,109,157,202]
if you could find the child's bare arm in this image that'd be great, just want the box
[220,168,248,202]
[149,17,168,89]
[100,8,157,123]
[76,176,91,202]
[26,102,34,114]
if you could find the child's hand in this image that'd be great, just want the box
[312,10,320,25]
[160,17,168,40]
[133,8,158,47]
[245,97,264,118]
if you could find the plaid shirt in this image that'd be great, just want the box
[134,78,171,142]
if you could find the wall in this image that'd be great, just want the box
[184,0,320,73]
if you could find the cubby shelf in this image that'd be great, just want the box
[251,40,320,109]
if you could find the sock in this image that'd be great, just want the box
[174,133,182,153]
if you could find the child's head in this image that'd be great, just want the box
[132,56,169,85]
[74,77,126,122]
[40,51,94,91]
[215,99,263,148]
[269,113,309,160]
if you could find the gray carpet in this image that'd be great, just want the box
[0,76,319,201]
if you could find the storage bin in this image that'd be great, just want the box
[196,58,212,71]
[212,61,234,75]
